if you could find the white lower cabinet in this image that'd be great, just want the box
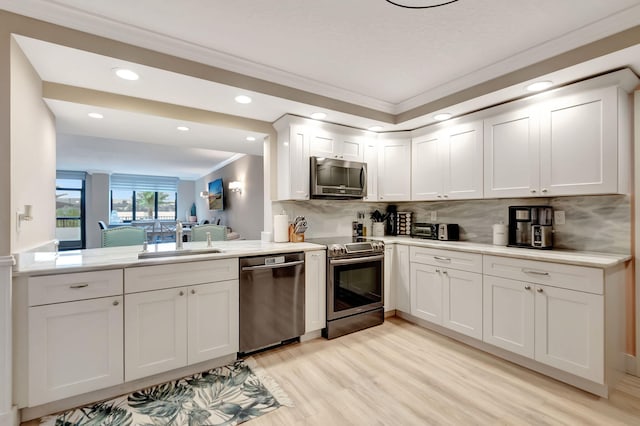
[24,270,125,406]
[124,259,239,382]
[409,247,483,339]
[391,244,410,313]
[305,250,326,333]
[483,255,605,383]
[125,280,239,381]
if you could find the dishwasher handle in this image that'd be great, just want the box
[241,259,304,271]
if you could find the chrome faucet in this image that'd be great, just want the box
[206,232,212,248]
[175,221,183,249]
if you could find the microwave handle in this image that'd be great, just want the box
[360,165,367,190]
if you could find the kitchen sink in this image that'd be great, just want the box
[138,248,223,259]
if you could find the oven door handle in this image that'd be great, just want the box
[329,254,384,265]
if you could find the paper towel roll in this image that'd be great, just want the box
[274,215,289,242]
[492,223,508,246]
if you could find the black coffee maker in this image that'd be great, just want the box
[508,206,553,249]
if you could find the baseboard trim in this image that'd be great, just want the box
[625,353,637,375]
[300,329,322,342]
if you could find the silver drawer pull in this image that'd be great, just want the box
[69,283,89,289]
[524,285,531,290]
[537,288,544,293]
[113,300,120,306]
[433,256,451,262]
[522,269,550,276]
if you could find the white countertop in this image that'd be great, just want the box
[379,236,631,268]
[13,237,630,276]
[13,240,326,276]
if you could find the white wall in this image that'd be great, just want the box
[10,37,56,253]
[85,173,110,248]
[177,179,195,222]
[195,155,264,240]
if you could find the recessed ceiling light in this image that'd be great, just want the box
[246,136,256,142]
[526,81,553,92]
[113,68,139,81]
[368,126,384,132]
[433,113,452,121]
[88,112,103,119]
[311,112,327,120]
[176,126,190,132]
[235,95,252,104]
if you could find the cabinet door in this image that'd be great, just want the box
[443,120,484,199]
[288,125,311,200]
[383,245,396,312]
[125,288,187,381]
[187,280,239,364]
[28,297,123,406]
[395,245,411,313]
[305,250,327,333]
[411,132,443,200]
[484,108,540,198]
[539,86,618,196]
[309,128,337,158]
[339,134,364,161]
[362,140,378,201]
[410,263,442,324]
[534,285,604,383]
[378,138,411,201]
[482,276,534,358]
[442,269,482,339]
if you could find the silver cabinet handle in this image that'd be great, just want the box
[530,189,537,193]
[113,300,119,306]
[541,188,548,193]
[70,283,88,289]
[524,285,531,290]
[179,291,184,296]
[522,268,549,276]
[191,289,196,294]
[536,288,544,293]
[442,270,448,275]
[433,256,451,262]
[443,194,449,198]
[435,268,440,273]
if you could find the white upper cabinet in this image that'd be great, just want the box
[412,119,483,200]
[378,136,411,201]
[309,128,364,162]
[274,120,310,201]
[484,107,540,198]
[484,73,635,198]
[362,139,379,201]
[539,86,618,196]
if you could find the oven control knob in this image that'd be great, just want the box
[329,244,345,256]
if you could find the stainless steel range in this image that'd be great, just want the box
[308,237,385,339]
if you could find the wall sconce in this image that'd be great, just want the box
[229,181,243,194]
[17,204,33,231]
[199,191,209,199]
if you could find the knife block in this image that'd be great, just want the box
[288,224,305,242]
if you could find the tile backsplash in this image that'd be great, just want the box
[273,194,630,254]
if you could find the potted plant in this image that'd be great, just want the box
[370,210,389,237]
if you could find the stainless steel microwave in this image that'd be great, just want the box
[310,156,367,199]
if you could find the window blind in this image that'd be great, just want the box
[110,174,179,192]
[56,170,87,180]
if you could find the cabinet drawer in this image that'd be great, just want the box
[125,258,239,293]
[28,270,123,306]
[409,246,482,273]
[483,255,603,295]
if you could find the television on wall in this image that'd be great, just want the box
[208,178,224,211]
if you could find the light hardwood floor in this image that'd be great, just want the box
[22,316,640,425]
[249,317,640,426]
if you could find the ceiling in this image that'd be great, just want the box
[3,0,640,179]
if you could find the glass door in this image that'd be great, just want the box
[56,178,86,250]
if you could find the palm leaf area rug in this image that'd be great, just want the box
[40,357,292,426]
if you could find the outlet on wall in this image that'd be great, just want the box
[554,210,566,225]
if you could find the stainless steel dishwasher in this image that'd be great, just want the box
[239,252,305,354]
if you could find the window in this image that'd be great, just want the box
[109,174,179,223]
[56,171,86,250]
[110,191,177,222]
